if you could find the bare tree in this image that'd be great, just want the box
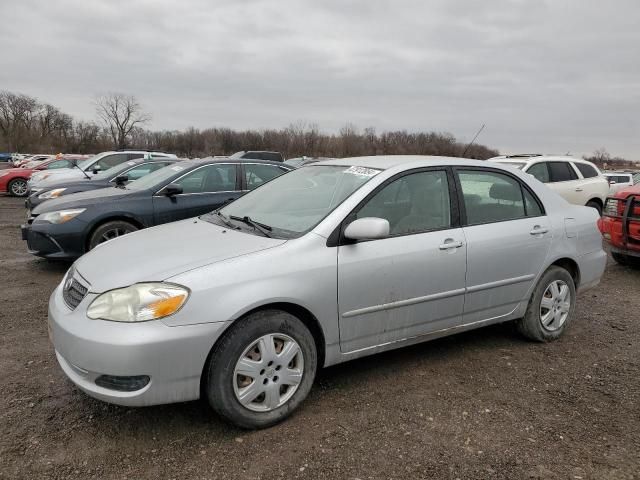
[95,93,150,149]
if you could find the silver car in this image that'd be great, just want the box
[49,156,606,428]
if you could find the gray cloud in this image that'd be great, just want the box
[1,0,639,157]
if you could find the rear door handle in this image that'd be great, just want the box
[530,225,549,235]
[575,187,583,192]
[439,239,463,250]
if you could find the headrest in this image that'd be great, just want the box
[489,183,521,202]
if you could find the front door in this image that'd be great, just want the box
[337,169,467,353]
[455,168,552,323]
[152,163,241,225]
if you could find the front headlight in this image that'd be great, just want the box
[87,283,189,322]
[38,188,67,199]
[35,208,86,224]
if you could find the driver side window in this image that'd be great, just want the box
[355,170,451,235]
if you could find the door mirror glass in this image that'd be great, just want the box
[113,174,129,185]
[344,217,390,241]
[160,183,183,196]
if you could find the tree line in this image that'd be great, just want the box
[0,89,498,159]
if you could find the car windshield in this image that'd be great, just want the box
[125,163,188,190]
[228,151,245,159]
[208,165,381,238]
[76,154,101,170]
[93,161,138,181]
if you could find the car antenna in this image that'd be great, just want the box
[461,124,485,157]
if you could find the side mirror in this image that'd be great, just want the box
[344,217,390,241]
[609,180,616,185]
[92,167,101,174]
[113,174,129,186]
[160,183,183,196]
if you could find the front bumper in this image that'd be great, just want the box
[49,284,230,406]
[21,219,87,260]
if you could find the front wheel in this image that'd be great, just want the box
[88,220,138,250]
[205,310,317,429]
[586,200,602,216]
[516,266,576,342]
[8,178,28,197]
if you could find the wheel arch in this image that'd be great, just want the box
[549,257,580,288]
[199,301,327,397]
[586,197,603,209]
[84,214,145,252]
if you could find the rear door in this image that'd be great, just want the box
[152,163,241,225]
[525,161,583,205]
[456,167,552,324]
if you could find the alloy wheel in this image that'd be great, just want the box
[10,180,27,196]
[233,333,304,412]
[539,280,571,331]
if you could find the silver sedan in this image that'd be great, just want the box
[48,156,606,428]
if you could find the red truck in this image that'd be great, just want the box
[598,184,640,266]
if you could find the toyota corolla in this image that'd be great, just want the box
[48,156,606,429]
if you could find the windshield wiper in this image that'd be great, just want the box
[230,215,273,238]
[73,162,91,179]
[214,211,239,229]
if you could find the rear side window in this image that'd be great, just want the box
[127,153,145,161]
[574,163,598,178]
[458,170,543,224]
[548,162,578,182]
[526,163,549,183]
[245,164,288,190]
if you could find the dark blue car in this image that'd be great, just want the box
[22,158,292,259]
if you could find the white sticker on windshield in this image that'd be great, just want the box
[343,166,380,177]
[171,166,184,172]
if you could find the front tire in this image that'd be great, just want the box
[516,266,576,342]
[88,220,138,250]
[8,178,28,197]
[586,200,602,216]
[205,310,317,429]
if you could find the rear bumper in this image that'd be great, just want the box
[577,249,607,292]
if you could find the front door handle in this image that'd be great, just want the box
[530,225,549,235]
[439,239,463,250]
[575,187,583,192]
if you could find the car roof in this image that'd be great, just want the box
[491,155,595,165]
[313,155,490,170]
[188,157,291,167]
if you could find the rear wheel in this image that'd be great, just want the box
[516,266,576,342]
[612,252,629,266]
[586,200,602,216]
[8,178,28,197]
[88,220,138,250]
[205,310,317,429]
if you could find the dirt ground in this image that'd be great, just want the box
[0,192,639,480]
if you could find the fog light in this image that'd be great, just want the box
[95,374,150,392]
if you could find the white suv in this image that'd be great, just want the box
[490,155,609,214]
[28,150,177,193]
[603,171,639,194]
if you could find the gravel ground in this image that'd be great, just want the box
[1,190,639,480]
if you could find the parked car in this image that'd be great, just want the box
[26,158,180,209]
[15,154,53,167]
[47,155,606,429]
[598,184,640,266]
[0,153,13,162]
[22,158,291,259]
[0,157,80,197]
[284,156,332,168]
[28,150,177,194]
[490,155,609,214]
[230,151,284,162]
[603,171,639,194]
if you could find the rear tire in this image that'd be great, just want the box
[88,220,138,250]
[205,310,317,429]
[586,200,602,216]
[8,178,28,197]
[612,252,629,266]
[516,266,576,342]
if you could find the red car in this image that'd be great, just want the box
[0,157,78,197]
[598,183,640,266]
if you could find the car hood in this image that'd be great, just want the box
[615,184,640,198]
[31,169,89,185]
[37,178,107,191]
[2,167,35,175]
[74,218,287,292]
[32,187,132,214]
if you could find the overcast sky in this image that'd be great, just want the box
[1,0,639,157]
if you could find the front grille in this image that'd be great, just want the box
[62,276,88,310]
